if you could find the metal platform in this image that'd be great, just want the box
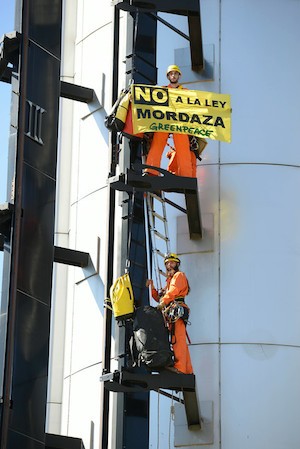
[108,165,202,238]
[109,164,197,193]
[100,367,201,428]
[0,31,20,83]
[45,433,85,449]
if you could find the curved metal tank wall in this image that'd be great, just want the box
[47,0,129,444]
[150,1,300,449]
[48,0,300,448]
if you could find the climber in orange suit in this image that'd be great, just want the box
[144,65,196,178]
[146,253,193,374]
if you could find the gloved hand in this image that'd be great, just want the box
[157,301,166,311]
[146,279,154,288]
[158,288,166,297]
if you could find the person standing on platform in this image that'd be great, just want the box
[144,65,196,178]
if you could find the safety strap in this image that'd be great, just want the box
[170,322,176,345]
[174,296,185,302]
[169,321,191,345]
[128,335,137,367]
[186,329,191,344]
[166,137,204,161]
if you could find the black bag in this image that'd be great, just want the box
[133,305,174,369]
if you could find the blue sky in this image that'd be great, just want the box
[0,2,14,203]
[0,2,14,275]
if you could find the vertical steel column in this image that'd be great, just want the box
[0,0,62,448]
[122,11,157,449]
[0,1,30,444]
[100,6,120,449]
[101,8,157,449]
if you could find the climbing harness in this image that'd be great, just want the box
[166,137,207,161]
[163,300,190,324]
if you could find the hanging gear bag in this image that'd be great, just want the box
[133,305,174,369]
[105,87,131,133]
[189,136,207,161]
[105,87,144,139]
[110,273,134,321]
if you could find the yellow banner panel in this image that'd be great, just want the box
[131,84,231,143]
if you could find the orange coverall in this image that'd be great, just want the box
[145,84,195,178]
[152,271,193,374]
[167,147,197,178]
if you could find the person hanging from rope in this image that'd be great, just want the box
[146,253,193,374]
[144,65,197,178]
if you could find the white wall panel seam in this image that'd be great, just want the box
[189,342,300,348]
[218,1,222,448]
[218,162,300,168]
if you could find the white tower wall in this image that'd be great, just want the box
[47,1,300,448]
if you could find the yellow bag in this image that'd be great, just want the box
[104,88,131,132]
[110,273,134,321]
[115,92,131,129]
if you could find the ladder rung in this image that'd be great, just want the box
[148,192,164,203]
[152,211,166,222]
[146,190,170,288]
[154,230,169,242]
[154,249,165,259]
[159,269,167,278]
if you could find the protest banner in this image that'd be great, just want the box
[131,84,231,143]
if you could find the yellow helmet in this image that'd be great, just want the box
[164,253,181,265]
[166,64,181,76]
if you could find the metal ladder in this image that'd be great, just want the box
[144,191,171,292]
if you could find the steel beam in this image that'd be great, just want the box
[45,433,85,449]
[113,0,199,14]
[60,81,94,103]
[53,246,89,267]
[0,234,4,251]
[113,0,204,72]
[0,31,20,81]
[0,203,14,239]
[185,190,203,238]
